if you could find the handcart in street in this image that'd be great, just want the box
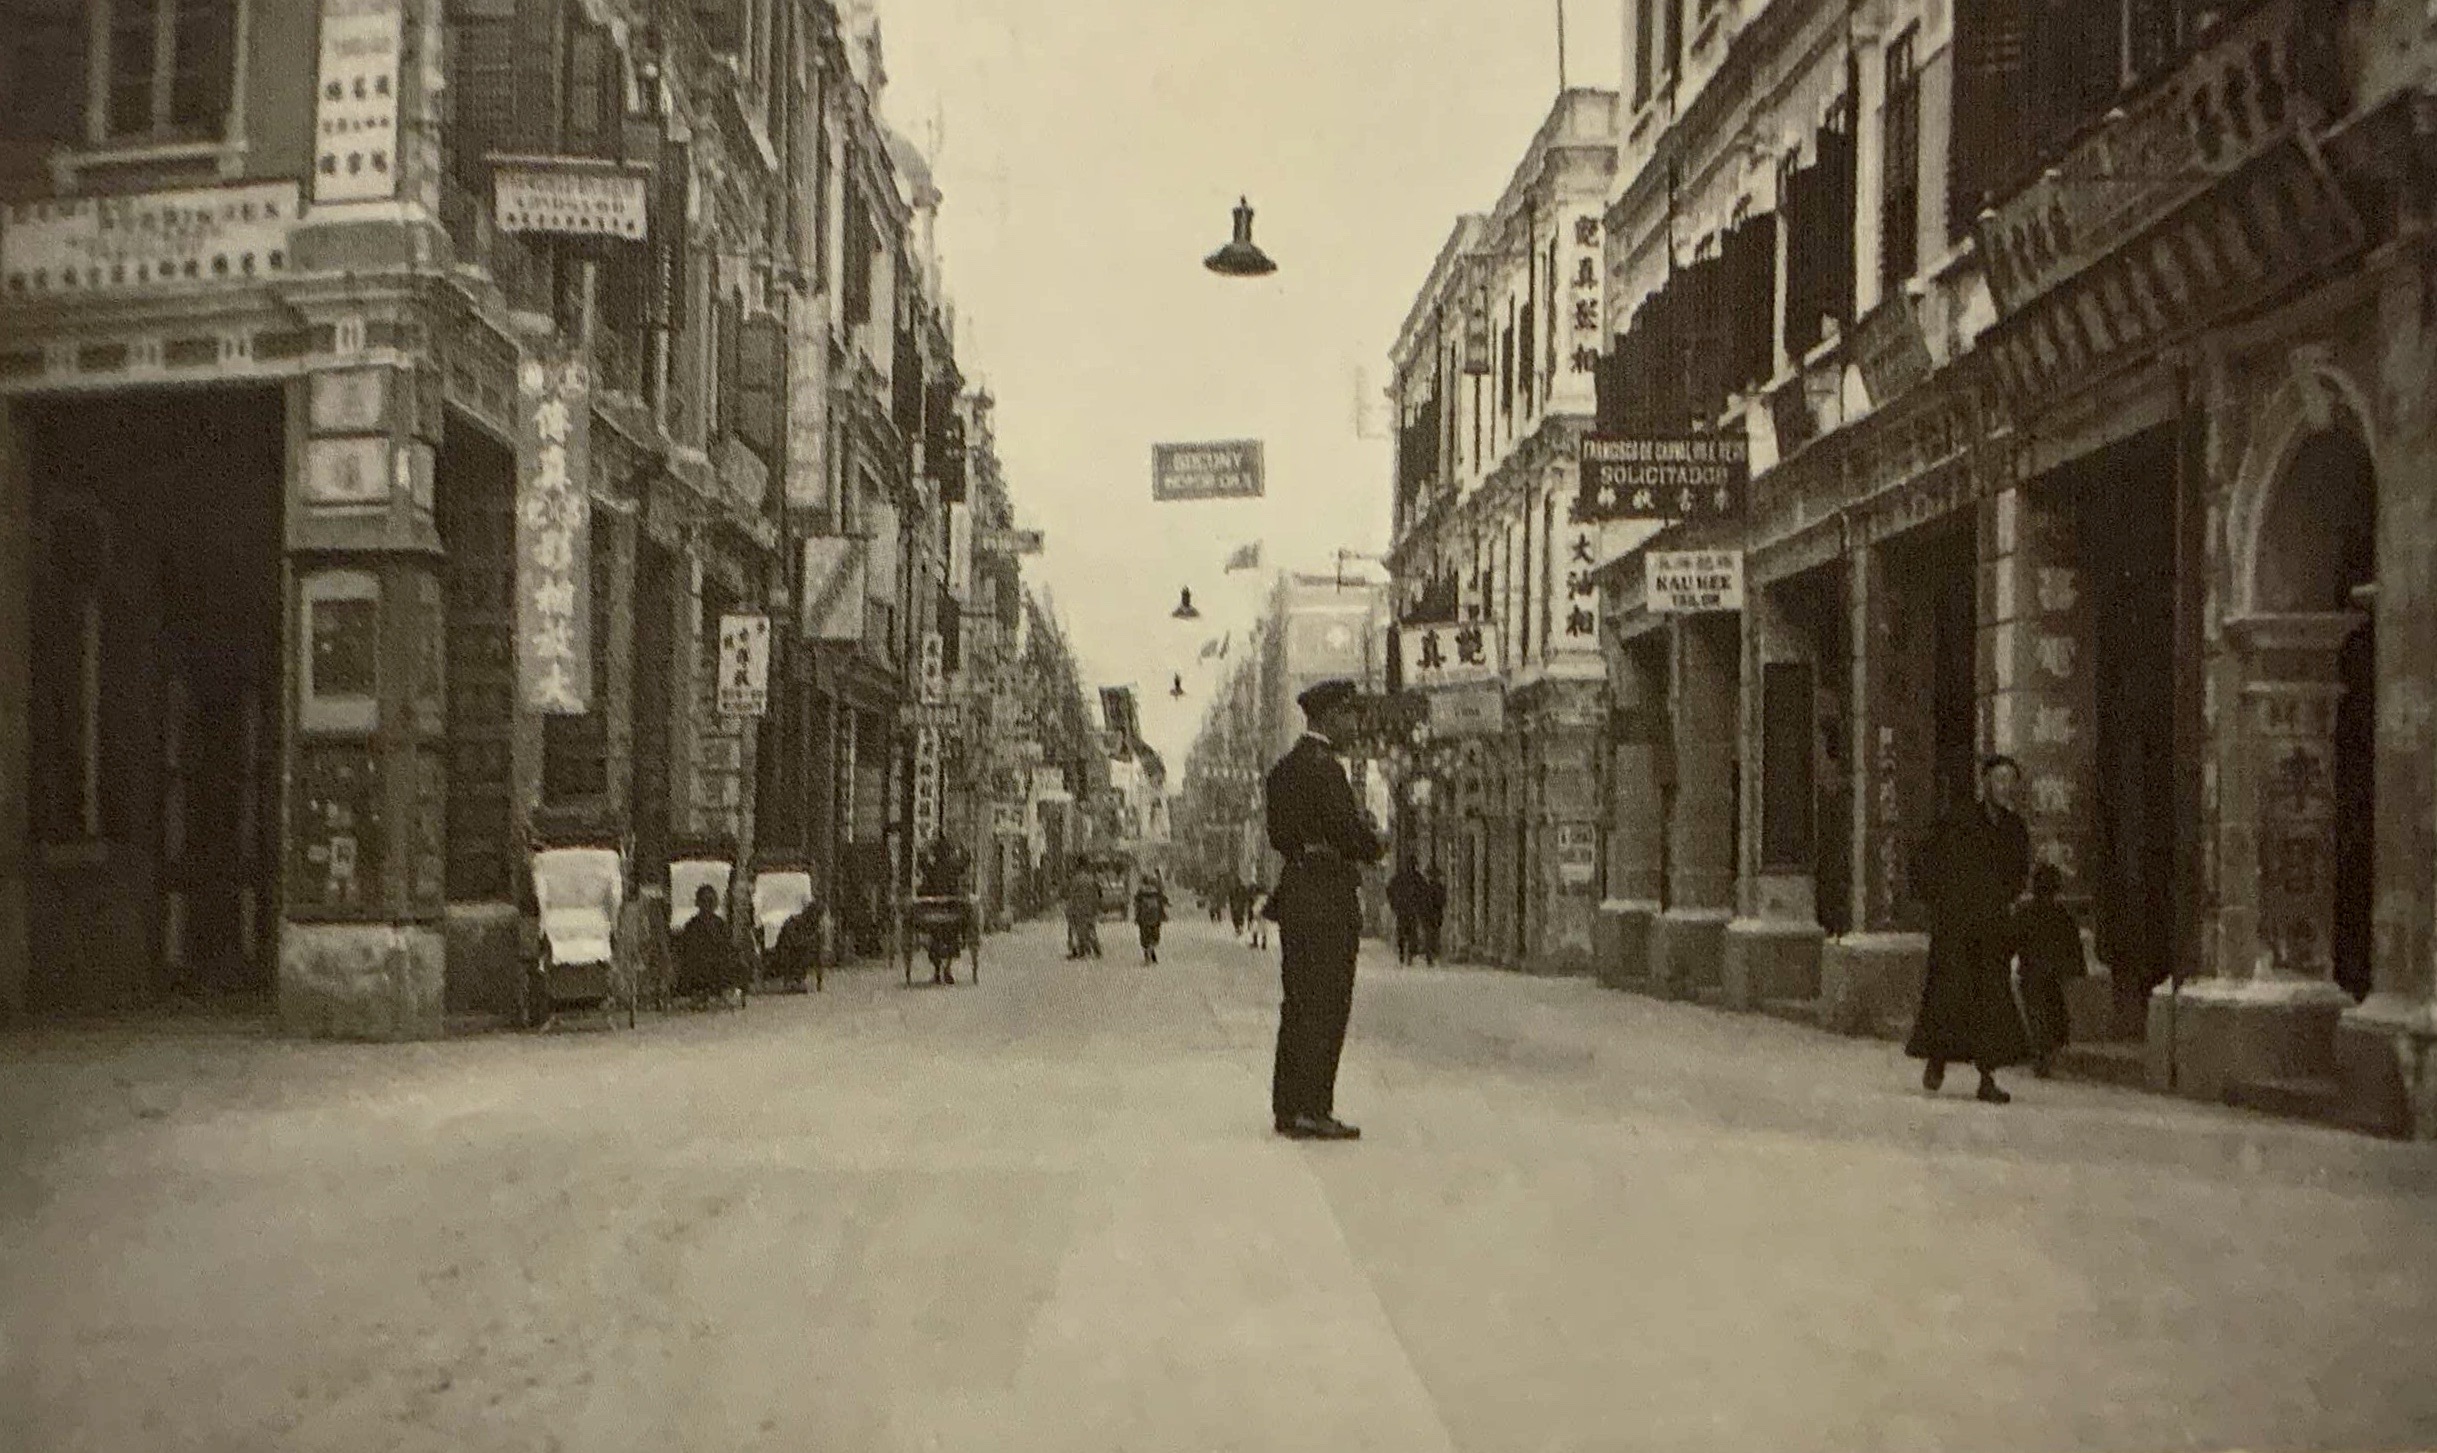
[524,830,639,1031]
[901,895,980,987]
[751,858,821,993]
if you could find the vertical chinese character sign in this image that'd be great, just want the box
[1566,213,1602,384]
[314,0,404,204]
[516,351,591,714]
[914,728,942,844]
[1550,520,1602,652]
[717,613,770,718]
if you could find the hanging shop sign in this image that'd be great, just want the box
[493,157,650,241]
[1562,212,1603,386]
[1399,616,1499,689]
[716,613,770,718]
[1,181,299,298]
[1576,435,1749,522]
[1428,681,1506,738]
[1152,440,1265,501]
[920,630,947,704]
[1549,520,1603,654]
[913,727,942,843]
[1848,294,1936,406]
[800,537,867,642]
[515,350,592,713]
[976,526,1044,555]
[313,0,404,204]
[901,700,959,731]
[1557,821,1597,887]
[1645,550,1745,614]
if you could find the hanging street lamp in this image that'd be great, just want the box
[1204,197,1277,277]
[1172,587,1201,620]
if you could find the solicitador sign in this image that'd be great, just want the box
[1645,550,1744,614]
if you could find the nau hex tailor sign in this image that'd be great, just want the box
[1152,440,1264,501]
[1576,435,1749,522]
[1645,551,1745,614]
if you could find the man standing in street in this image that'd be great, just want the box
[1386,858,1428,965]
[1264,679,1384,1141]
[1420,863,1447,967]
[1906,754,2034,1103]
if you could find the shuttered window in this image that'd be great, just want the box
[1880,27,1921,292]
[734,312,785,465]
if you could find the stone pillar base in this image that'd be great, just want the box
[1819,932,1928,1038]
[1594,899,1657,991]
[2144,978,2349,1104]
[443,902,529,1016]
[2336,993,2437,1139]
[279,922,447,1041]
[1722,918,1826,1011]
[1651,909,1731,1000]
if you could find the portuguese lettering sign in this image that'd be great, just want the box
[1152,440,1265,501]
[494,157,650,241]
[1577,435,1749,522]
[1,181,299,297]
[1645,550,1745,615]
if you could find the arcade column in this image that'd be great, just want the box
[277,357,451,1040]
[1652,613,1737,998]
[1596,636,1666,990]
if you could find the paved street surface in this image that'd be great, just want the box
[5,918,2436,1453]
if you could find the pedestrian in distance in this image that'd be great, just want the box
[1386,858,1428,965]
[1906,754,2034,1103]
[1264,679,1385,1142]
[1246,882,1269,950]
[1134,871,1170,964]
[1420,863,1447,966]
[1063,864,1102,960]
[2013,861,2086,1079]
[1229,880,1250,938]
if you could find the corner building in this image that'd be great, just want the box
[1590,0,2437,1135]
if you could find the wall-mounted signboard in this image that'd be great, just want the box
[1645,550,1745,614]
[493,157,649,240]
[1577,435,1748,522]
[1,182,299,297]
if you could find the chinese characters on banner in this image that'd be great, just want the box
[716,613,770,717]
[1566,213,1602,380]
[1645,550,1746,614]
[1549,520,1602,652]
[1576,435,1750,522]
[516,352,591,714]
[1400,616,1500,689]
[913,727,942,844]
[920,630,946,705]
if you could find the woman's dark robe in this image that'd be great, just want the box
[1905,801,2033,1069]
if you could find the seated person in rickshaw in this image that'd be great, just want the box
[672,884,746,1007]
[917,834,971,899]
[769,896,825,992]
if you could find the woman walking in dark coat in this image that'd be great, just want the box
[1907,755,2033,1103]
[2013,862,2085,1078]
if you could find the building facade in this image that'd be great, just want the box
[1385,89,1637,973]
[0,0,1039,1035]
[1588,0,2437,1135]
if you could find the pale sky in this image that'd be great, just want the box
[872,0,1625,768]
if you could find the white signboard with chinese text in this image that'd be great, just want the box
[494,159,649,240]
[920,631,946,704]
[1645,551,1745,614]
[516,353,591,713]
[913,727,942,842]
[313,0,403,203]
[1548,518,1603,654]
[1400,617,1500,689]
[2,182,299,297]
[1560,212,1602,404]
[717,613,770,717]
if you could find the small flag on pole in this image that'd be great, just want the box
[1224,541,1261,572]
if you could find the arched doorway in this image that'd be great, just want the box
[2248,423,2377,996]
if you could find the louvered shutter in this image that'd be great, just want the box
[1947,0,2030,239]
[716,292,742,438]
[735,313,785,463]
[511,0,561,157]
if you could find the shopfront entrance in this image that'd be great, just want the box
[19,387,285,1012]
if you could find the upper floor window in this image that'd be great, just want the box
[1880,26,1921,291]
[0,0,88,145]
[103,0,236,143]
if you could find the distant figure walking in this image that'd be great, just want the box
[1228,880,1251,938]
[2012,862,2086,1079]
[1064,864,1103,960]
[1133,872,1170,964]
[1246,881,1269,950]
[1386,859,1429,965]
[1906,754,2033,1103]
[1264,679,1385,1142]
[1420,864,1446,966]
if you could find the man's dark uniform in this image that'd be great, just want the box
[1264,681,1383,1136]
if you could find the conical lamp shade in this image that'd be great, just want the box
[1172,588,1200,620]
[1204,197,1277,277]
